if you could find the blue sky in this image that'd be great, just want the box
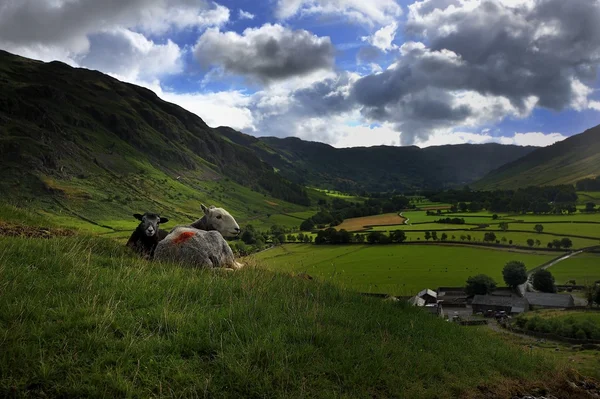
[1,0,600,147]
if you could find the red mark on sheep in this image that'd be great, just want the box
[173,231,195,244]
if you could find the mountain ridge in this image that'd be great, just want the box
[218,127,536,192]
[475,124,600,190]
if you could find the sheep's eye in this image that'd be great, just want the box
[216,215,222,219]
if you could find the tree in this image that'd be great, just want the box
[465,274,497,296]
[534,224,544,234]
[459,202,469,212]
[355,234,365,243]
[287,234,297,242]
[241,225,257,245]
[502,261,528,288]
[527,238,535,247]
[425,231,432,241]
[431,231,438,241]
[390,230,407,243]
[277,234,286,244]
[460,234,467,241]
[467,234,472,242]
[499,222,509,231]
[441,233,448,241]
[492,214,499,220]
[560,237,573,249]
[532,269,556,293]
[484,232,497,242]
[535,239,541,247]
[300,219,315,231]
[552,239,562,249]
[585,202,596,213]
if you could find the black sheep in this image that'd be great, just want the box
[126,213,169,258]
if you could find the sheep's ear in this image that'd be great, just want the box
[209,205,215,209]
[201,204,209,214]
[159,217,169,224]
[133,214,143,221]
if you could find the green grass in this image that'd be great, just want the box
[370,223,467,231]
[548,253,600,285]
[497,223,600,239]
[399,231,599,249]
[253,244,555,296]
[0,236,561,398]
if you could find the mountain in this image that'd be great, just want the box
[218,128,536,193]
[475,125,600,190]
[0,50,312,226]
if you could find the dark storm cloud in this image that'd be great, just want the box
[194,24,335,83]
[348,0,600,144]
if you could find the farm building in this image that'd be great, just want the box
[524,293,575,309]
[471,295,529,315]
[415,289,438,304]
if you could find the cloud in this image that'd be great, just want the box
[78,29,183,83]
[0,0,229,81]
[274,0,402,26]
[344,0,600,144]
[238,10,255,20]
[361,22,398,52]
[193,24,335,83]
[416,130,567,147]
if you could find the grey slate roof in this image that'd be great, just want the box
[417,288,437,299]
[524,293,574,308]
[472,294,529,309]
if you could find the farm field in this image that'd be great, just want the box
[507,213,600,223]
[370,223,468,232]
[395,231,600,249]
[335,212,406,232]
[253,244,555,296]
[548,253,600,285]
[495,223,600,238]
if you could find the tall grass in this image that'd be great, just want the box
[0,236,558,398]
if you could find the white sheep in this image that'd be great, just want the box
[154,204,244,269]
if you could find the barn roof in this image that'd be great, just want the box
[524,293,574,308]
[472,295,528,309]
[417,289,437,298]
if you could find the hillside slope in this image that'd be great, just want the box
[218,127,536,193]
[0,51,310,228]
[475,125,600,190]
[1,235,589,398]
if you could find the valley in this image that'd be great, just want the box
[2,50,600,398]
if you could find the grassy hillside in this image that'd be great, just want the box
[218,128,535,193]
[0,50,313,230]
[475,125,600,190]
[0,235,585,398]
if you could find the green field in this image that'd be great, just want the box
[494,223,600,238]
[371,223,468,232]
[253,244,555,296]
[397,231,599,249]
[548,253,600,285]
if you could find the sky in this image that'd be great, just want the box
[2,0,600,148]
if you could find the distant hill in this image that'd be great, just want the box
[0,50,311,226]
[475,125,600,190]
[218,127,536,193]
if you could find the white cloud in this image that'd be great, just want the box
[362,22,398,52]
[589,100,600,111]
[416,130,567,147]
[0,0,229,81]
[78,28,183,83]
[499,132,567,147]
[238,10,255,20]
[275,0,402,26]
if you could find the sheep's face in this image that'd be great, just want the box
[202,204,240,238]
[134,213,169,237]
